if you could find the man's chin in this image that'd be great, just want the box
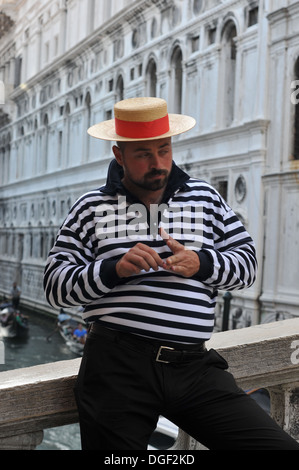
[144,175,168,191]
[147,180,168,191]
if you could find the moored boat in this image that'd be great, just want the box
[56,311,87,356]
[0,306,29,339]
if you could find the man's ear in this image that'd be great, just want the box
[112,145,123,166]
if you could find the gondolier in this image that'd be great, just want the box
[44,97,299,450]
[10,282,21,310]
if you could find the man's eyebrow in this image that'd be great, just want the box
[133,143,170,152]
[133,146,151,152]
[159,143,171,149]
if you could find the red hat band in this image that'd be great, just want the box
[115,114,170,139]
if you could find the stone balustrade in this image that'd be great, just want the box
[0,318,298,450]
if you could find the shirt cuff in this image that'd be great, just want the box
[194,250,214,281]
[100,258,121,289]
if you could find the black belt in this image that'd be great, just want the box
[89,323,206,364]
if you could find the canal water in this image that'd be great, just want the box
[0,310,82,450]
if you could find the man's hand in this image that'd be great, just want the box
[116,242,164,278]
[160,227,200,278]
[115,229,200,279]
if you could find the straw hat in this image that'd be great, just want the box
[87,97,196,141]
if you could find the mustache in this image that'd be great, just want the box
[145,169,168,177]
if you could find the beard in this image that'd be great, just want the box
[143,169,169,190]
[129,169,169,191]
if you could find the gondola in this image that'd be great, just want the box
[0,305,29,339]
[56,312,87,356]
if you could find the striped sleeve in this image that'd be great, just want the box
[43,228,111,308]
[43,194,113,309]
[200,207,257,291]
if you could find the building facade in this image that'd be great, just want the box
[0,0,299,327]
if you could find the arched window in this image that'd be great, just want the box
[221,20,237,127]
[85,91,92,161]
[116,75,124,102]
[5,142,11,183]
[29,232,33,258]
[5,133,11,183]
[42,114,49,172]
[193,0,203,15]
[85,92,91,128]
[0,147,5,185]
[293,57,299,160]
[64,102,71,167]
[40,232,44,259]
[146,58,157,97]
[0,133,10,185]
[170,46,183,114]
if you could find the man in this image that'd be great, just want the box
[11,282,21,310]
[73,323,87,344]
[44,97,299,450]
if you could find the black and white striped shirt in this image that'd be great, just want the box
[44,161,257,344]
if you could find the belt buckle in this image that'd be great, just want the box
[156,345,175,363]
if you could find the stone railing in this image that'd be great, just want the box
[0,318,298,450]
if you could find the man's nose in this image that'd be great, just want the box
[150,152,162,168]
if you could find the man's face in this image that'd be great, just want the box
[114,138,173,192]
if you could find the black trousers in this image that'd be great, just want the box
[74,326,299,450]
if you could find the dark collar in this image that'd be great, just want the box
[100,159,190,202]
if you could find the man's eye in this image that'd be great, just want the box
[138,153,150,158]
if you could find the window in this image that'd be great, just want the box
[221,20,237,127]
[0,80,4,104]
[14,56,22,87]
[170,46,183,114]
[151,17,158,39]
[191,35,200,53]
[146,59,157,97]
[208,28,216,45]
[116,75,124,102]
[248,6,259,27]
[54,35,59,56]
[85,92,91,161]
[42,114,49,171]
[132,29,139,49]
[193,0,203,15]
[293,57,299,160]
[212,178,228,201]
[58,131,63,167]
[45,42,50,64]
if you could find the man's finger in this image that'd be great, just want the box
[116,242,163,278]
[160,227,185,255]
[165,251,185,267]
[159,226,170,241]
